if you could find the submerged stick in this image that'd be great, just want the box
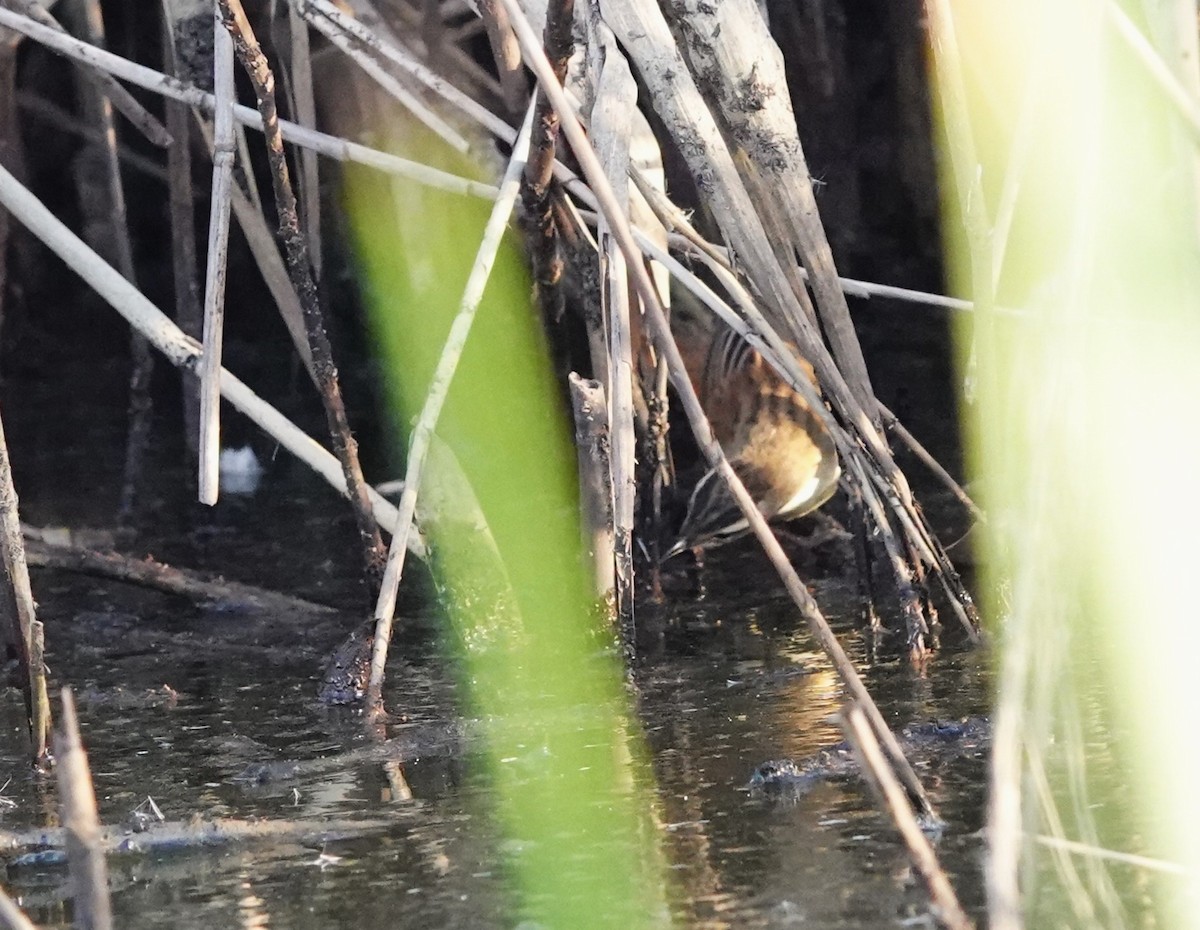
[501,0,939,819]
[198,12,235,505]
[220,0,387,587]
[54,689,113,930]
[841,704,973,930]
[364,101,537,712]
[0,408,48,761]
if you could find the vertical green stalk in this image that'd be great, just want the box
[343,103,669,926]
[935,1,1200,926]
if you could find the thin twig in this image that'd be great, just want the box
[220,0,387,587]
[881,404,984,522]
[364,101,537,712]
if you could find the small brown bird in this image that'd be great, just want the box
[663,315,840,560]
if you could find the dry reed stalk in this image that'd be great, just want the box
[54,689,112,930]
[363,102,536,712]
[590,28,637,636]
[498,0,939,820]
[0,409,49,761]
[0,159,422,556]
[568,373,616,613]
[0,6,497,198]
[28,621,48,761]
[841,703,974,930]
[198,11,234,505]
[220,0,387,586]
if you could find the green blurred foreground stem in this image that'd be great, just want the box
[933,1,1200,926]
[343,106,669,926]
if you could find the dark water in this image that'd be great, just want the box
[1,362,990,928]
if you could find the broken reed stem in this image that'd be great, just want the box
[22,532,338,617]
[499,0,938,820]
[591,30,639,643]
[0,159,419,555]
[54,689,113,930]
[841,703,974,930]
[198,13,235,505]
[0,408,49,761]
[220,0,387,586]
[568,373,616,614]
[364,101,537,712]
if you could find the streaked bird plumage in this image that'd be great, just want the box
[663,315,840,560]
